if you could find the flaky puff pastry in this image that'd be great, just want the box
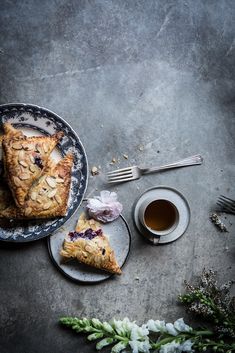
[0,154,73,219]
[2,123,63,207]
[60,213,122,275]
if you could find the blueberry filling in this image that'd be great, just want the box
[68,228,103,241]
[34,156,43,169]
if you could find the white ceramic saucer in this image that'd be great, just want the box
[133,186,190,244]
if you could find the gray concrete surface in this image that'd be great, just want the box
[0,1,235,352]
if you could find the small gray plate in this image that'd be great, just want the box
[133,186,190,244]
[48,209,131,283]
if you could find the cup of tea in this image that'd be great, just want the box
[138,197,179,242]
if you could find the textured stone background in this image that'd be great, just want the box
[0,1,234,352]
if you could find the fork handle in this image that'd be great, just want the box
[141,154,203,175]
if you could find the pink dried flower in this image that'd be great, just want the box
[86,190,123,223]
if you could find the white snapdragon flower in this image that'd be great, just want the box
[165,323,178,336]
[174,318,192,333]
[112,319,125,336]
[129,339,151,353]
[103,321,114,334]
[159,339,194,353]
[130,325,149,341]
[179,339,194,352]
[112,318,136,336]
[146,319,166,333]
[159,340,181,353]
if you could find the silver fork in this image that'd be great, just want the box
[216,195,235,215]
[107,154,203,183]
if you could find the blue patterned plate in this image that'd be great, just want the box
[0,103,88,242]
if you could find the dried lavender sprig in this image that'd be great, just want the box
[179,269,235,338]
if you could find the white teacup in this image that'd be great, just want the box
[138,197,179,242]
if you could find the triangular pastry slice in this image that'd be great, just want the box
[0,154,73,219]
[21,154,73,218]
[60,213,122,275]
[2,123,64,207]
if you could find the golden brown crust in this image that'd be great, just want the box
[0,154,73,219]
[21,154,73,218]
[2,126,64,207]
[3,123,24,139]
[60,214,122,275]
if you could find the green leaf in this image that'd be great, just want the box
[111,341,128,353]
[87,332,104,341]
[96,338,114,350]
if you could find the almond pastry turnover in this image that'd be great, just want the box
[2,123,64,207]
[0,154,73,218]
[60,213,122,275]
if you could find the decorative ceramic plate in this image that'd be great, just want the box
[48,207,131,283]
[0,103,88,242]
[133,186,190,244]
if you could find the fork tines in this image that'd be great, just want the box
[216,195,235,215]
[107,167,133,183]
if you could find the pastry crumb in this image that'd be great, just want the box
[138,145,144,151]
[123,154,128,159]
[110,157,117,165]
[91,166,99,176]
[210,213,228,232]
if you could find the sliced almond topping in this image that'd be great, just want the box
[35,144,42,153]
[23,143,34,151]
[13,176,22,187]
[19,160,28,168]
[29,164,37,173]
[84,245,93,253]
[46,176,56,188]
[12,142,23,150]
[19,173,30,180]
[48,189,57,198]
[55,194,62,204]
[25,207,32,216]
[18,150,25,160]
[56,177,64,183]
[39,189,46,196]
[30,155,35,163]
[36,198,42,204]
[30,192,37,201]
[43,202,52,210]
[43,144,49,153]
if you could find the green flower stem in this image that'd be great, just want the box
[113,335,129,342]
[191,330,214,336]
[152,337,178,349]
